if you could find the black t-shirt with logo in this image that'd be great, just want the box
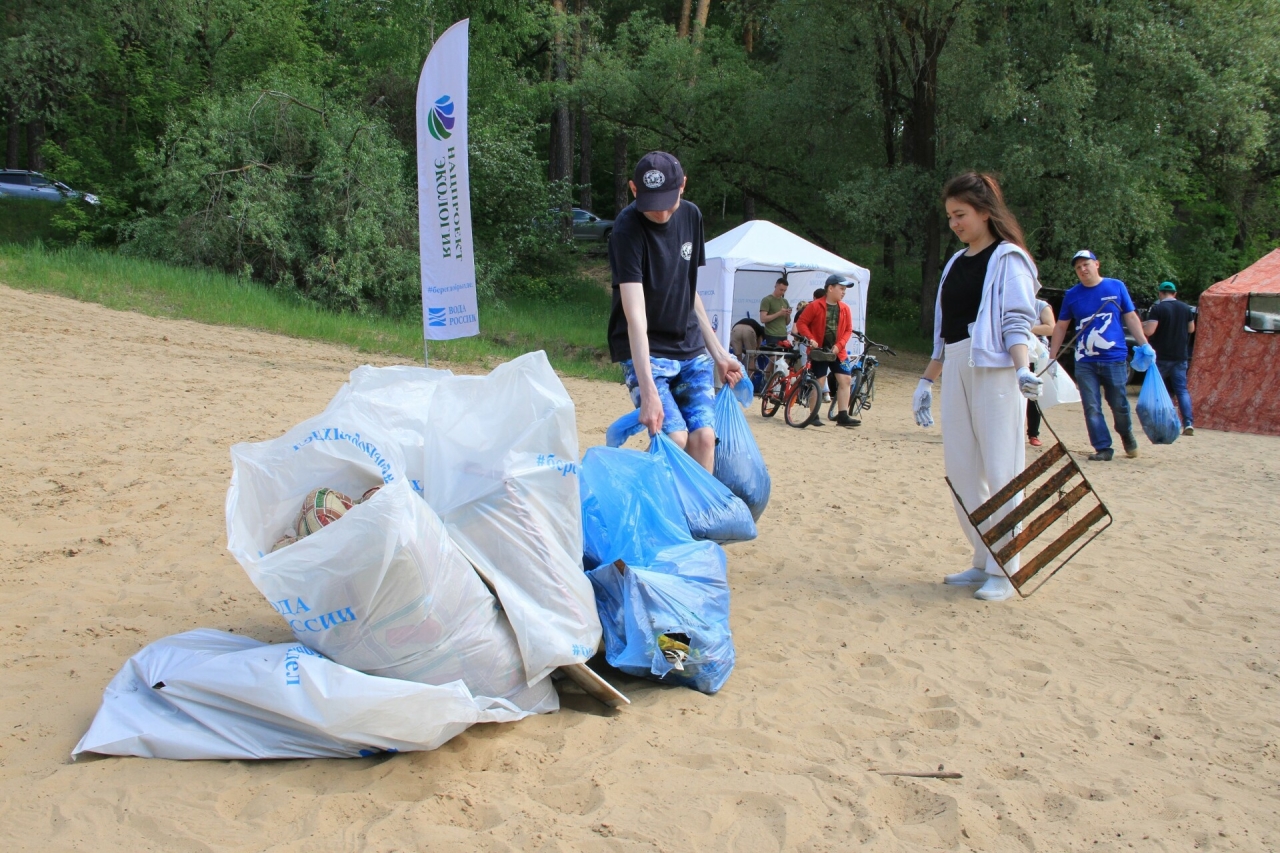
[940,241,999,344]
[1147,298,1194,361]
[607,201,707,362]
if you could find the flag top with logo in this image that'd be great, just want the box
[416,20,479,342]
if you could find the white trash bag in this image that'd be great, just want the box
[73,630,537,760]
[421,352,602,684]
[1031,341,1082,410]
[226,408,554,710]
[323,364,452,498]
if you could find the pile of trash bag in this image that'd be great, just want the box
[581,446,735,694]
[76,353,600,760]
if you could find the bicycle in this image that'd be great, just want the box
[759,348,805,418]
[783,355,825,428]
[826,331,896,422]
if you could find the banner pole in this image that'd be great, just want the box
[424,341,430,366]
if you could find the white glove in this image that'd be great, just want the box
[1017,366,1043,400]
[913,379,934,428]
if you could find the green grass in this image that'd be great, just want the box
[863,314,934,356]
[0,242,621,381]
[0,199,60,244]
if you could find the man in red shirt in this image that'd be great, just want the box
[795,275,859,427]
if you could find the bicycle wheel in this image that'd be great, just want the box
[851,366,876,417]
[784,377,820,428]
[760,371,785,418]
[845,368,865,417]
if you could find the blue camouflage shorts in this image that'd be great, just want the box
[621,354,716,435]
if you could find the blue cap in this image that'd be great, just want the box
[1071,249,1097,265]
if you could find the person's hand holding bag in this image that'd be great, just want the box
[1016,367,1043,400]
[913,378,934,428]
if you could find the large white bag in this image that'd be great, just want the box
[226,408,554,709]
[73,630,538,760]
[421,352,602,684]
[322,365,452,498]
[1036,361,1082,409]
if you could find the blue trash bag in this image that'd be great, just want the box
[579,446,735,694]
[580,446,691,570]
[1136,366,1180,445]
[587,543,735,694]
[712,384,771,520]
[605,409,645,448]
[650,432,756,544]
[730,374,754,407]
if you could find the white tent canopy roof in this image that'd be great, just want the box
[697,220,871,352]
[704,220,868,282]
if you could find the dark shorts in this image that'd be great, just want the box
[620,354,716,435]
[810,355,855,378]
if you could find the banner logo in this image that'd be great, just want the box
[427,307,447,327]
[428,95,456,140]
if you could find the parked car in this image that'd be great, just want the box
[0,170,99,205]
[571,208,612,242]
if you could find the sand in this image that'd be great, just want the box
[0,283,1277,852]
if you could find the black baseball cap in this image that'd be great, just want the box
[632,151,685,211]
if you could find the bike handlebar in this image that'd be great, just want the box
[850,329,896,356]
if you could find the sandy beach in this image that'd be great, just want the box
[1,283,1276,852]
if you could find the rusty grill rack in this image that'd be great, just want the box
[945,414,1112,598]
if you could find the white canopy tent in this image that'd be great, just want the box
[698,220,871,356]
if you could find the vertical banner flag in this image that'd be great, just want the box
[416,19,479,344]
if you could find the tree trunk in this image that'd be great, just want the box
[549,0,572,183]
[578,108,593,210]
[911,34,942,338]
[678,0,693,38]
[613,129,629,215]
[883,234,896,277]
[693,0,711,41]
[742,187,756,221]
[744,21,754,53]
[4,96,19,169]
[26,117,44,171]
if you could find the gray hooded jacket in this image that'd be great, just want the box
[931,241,1039,368]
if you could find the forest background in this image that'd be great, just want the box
[4,0,1279,340]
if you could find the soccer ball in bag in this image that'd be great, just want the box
[295,488,355,538]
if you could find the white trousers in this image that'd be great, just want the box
[942,339,1025,576]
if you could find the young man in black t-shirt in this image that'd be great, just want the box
[1142,281,1196,434]
[608,151,742,472]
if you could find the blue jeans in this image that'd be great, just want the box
[1074,360,1132,451]
[1157,359,1193,427]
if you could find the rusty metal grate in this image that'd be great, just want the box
[945,414,1112,598]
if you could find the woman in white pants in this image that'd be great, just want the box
[911,173,1043,602]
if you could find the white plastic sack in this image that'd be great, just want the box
[1036,361,1081,409]
[323,365,452,498]
[73,630,544,760]
[226,408,553,709]
[420,352,602,685]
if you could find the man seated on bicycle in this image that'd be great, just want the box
[795,275,860,427]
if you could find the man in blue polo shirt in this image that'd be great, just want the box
[1050,250,1155,461]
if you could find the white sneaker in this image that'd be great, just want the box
[974,575,1016,601]
[944,567,989,586]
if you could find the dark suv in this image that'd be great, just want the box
[0,170,99,205]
